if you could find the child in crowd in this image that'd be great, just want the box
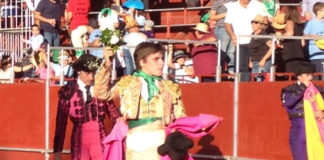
[142,19,155,38]
[248,15,273,82]
[0,56,13,83]
[51,50,74,79]
[303,2,324,74]
[34,43,55,84]
[22,24,44,53]
[167,44,198,84]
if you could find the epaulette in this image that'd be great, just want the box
[115,75,138,94]
[58,82,76,100]
[161,79,181,98]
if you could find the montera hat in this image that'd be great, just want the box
[192,23,210,33]
[158,131,193,160]
[72,54,102,72]
[172,50,189,62]
[293,61,315,76]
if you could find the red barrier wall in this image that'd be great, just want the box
[1,81,323,160]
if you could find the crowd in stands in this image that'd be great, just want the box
[1,0,324,84]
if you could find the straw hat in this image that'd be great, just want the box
[192,23,210,33]
[272,13,286,29]
[126,19,140,30]
[251,15,265,24]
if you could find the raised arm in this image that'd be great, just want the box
[93,48,114,100]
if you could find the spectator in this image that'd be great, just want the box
[142,19,155,38]
[191,23,217,82]
[225,0,266,81]
[304,2,324,74]
[35,0,62,47]
[302,0,324,21]
[0,56,13,83]
[280,6,307,73]
[52,50,74,79]
[25,0,41,12]
[123,19,147,69]
[34,43,55,83]
[258,0,280,23]
[272,12,286,48]
[88,18,104,58]
[65,0,91,58]
[209,0,236,74]
[22,24,44,53]
[248,15,273,82]
[25,0,41,24]
[167,45,198,84]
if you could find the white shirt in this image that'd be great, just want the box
[123,32,146,68]
[25,0,41,11]
[52,63,73,77]
[0,68,12,84]
[225,0,266,44]
[77,78,93,102]
[138,77,159,102]
[25,34,44,52]
[174,60,199,84]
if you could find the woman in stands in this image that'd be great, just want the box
[281,6,307,73]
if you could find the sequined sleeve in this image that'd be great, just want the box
[173,85,186,119]
[164,80,186,119]
[93,64,113,100]
[53,84,73,153]
[281,84,306,109]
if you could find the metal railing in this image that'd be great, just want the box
[0,31,24,62]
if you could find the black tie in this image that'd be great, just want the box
[85,85,92,103]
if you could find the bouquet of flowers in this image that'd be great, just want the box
[100,28,123,52]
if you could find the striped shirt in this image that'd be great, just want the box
[211,0,236,27]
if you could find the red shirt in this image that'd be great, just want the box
[191,34,217,75]
[67,0,90,31]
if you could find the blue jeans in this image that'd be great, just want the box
[251,60,271,82]
[237,45,251,82]
[214,26,235,73]
[123,48,134,75]
[44,32,60,46]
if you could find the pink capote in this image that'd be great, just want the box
[102,114,222,160]
[304,83,324,143]
[102,120,128,160]
[161,114,223,160]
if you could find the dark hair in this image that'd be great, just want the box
[313,2,324,16]
[133,42,165,69]
[31,24,39,29]
[1,56,11,71]
[285,6,301,24]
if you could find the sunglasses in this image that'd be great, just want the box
[251,21,262,25]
